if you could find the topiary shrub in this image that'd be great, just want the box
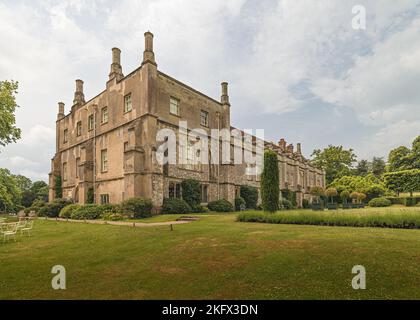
[71,204,104,220]
[368,197,392,207]
[240,186,258,209]
[181,179,201,207]
[121,197,153,218]
[260,150,280,212]
[235,196,246,211]
[405,197,417,207]
[208,199,233,212]
[162,198,191,214]
[38,198,72,217]
[59,204,81,219]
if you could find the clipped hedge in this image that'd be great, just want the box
[121,197,153,218]
[240,186,258,209]
[208,199,233,212]
[162,198,191,214]
[237,210,420,229]
[368,197,391,207]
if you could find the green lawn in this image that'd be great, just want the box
[1,209,420,299]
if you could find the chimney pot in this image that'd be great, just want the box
[142,31,156,65]
[109,47,123,80]
[297,143,302,154]
[73,80,85,105]
[221,82,230,105]
[57,102,65,119]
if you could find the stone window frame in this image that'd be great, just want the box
[101,106,109,124]
[168,181,182,199]
[101,149,108,173]
[63,129,68,143]
[100,194,110,204]
[124,93,132,113]
[88,114,94,131]
[200,109,209,127]
[169,96,180,116]
[76,121,82,136]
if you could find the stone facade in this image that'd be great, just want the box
[49,32,325,208]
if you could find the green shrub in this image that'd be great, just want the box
[405,197,417,207]
[302,199,310,209]
[162,198,191,214]
[261,150,280,212]
[71,204,104,220]
[102,212,125,221]
[181,179,201,207]
[121,197,153,218]
[240,186,258,209]
[386,197,405,205]
[280,199,293,210]
[191,204,207,213]
[54,176,62,199]
[368,197,392,207]
[27,199,47,215]
[38,198,72,217]
[59,204,81,219]
[235,196,246,211]
[208,199,233,212]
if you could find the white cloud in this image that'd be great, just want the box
[22,125,55,147]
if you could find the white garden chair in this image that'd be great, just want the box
[2,222,18,243]
[20,220,34,237]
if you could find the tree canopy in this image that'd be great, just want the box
[311,145,357,184]
[388,136,420,171]
[0,80,21,148]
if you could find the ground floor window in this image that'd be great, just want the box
[100,194,109,204]
[169,182,181,198]
[201,185,208,203]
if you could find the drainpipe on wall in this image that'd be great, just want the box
[93,104,98,204]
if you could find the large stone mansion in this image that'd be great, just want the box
[48,32,325,208]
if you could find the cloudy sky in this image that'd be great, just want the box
[0,0,419,181]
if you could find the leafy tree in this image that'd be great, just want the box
[14,174,32,191]
[260,150,279,212]
[311,145,357,184]
[356,159,370,176]
[310,186,324,204]
[371,157,386,177]
[31,181,48,202]
[0,168,22,212]
[325,187,338,204]
[388,136,420,171]
[329,175,386,201]
[340,190,350,204]
[384,169,420,197]
[0,80,21,148]
[240,185,258,209]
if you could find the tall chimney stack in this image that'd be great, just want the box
[142,31,156,65]
[57,102,65,120]
[278,138,286,150]
[73,79,85,105]
[296,143,302,154]
[286,143,294,154]
[109,47,123,80]
[221,82,230,105]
